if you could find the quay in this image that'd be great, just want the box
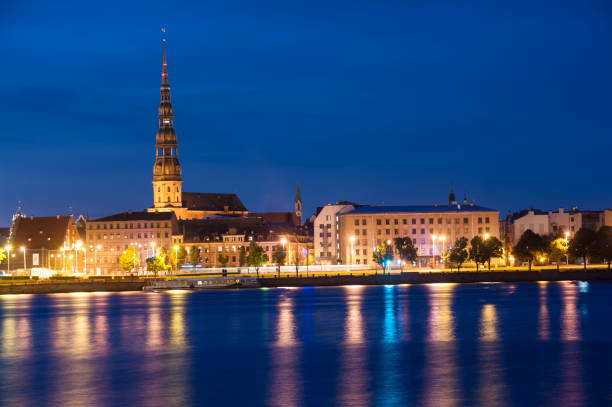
[0,268,611,295]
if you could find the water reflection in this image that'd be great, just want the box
[559,282,585,406]
[338,286,370,406]
[146,293,164,351]
[538,282,550,341]
[477,304,508,407]
[0,295,33,407]
[421,284,460,407]
[268,294,302,407]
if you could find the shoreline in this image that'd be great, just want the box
[0,268,610,294]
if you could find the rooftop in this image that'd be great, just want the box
[345,204,498,215]
[182,192,247,212]
[91,211,175,222]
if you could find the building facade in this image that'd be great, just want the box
[339,204,500,266]
[313,202,356,265]
[86,211,178,275]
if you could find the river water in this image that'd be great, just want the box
[0,282,611,406]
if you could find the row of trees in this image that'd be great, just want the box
[372,235,505,273]
[513,226,612,271]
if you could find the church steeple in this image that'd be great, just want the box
[153,37,183,208]
[294,182,302,225]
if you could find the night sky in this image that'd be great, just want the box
[1,0,611,225]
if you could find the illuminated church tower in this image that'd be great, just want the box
[153,38,182,208]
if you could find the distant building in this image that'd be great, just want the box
[180,215,312,269]
[509,207,605,244]
[9,214,80,273]
[86,211,178,275]
[313,202,357,264]
[339,200,499,266]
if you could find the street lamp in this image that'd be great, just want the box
[349,236,355,265]
[173,244,179,273]
[484,233,490,240]
[564,231,570,265]
[4,245,11,275]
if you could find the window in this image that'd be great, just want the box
[354,219,359,226]
[394,219,398,225]
[386,229,390,235]
[420,218,425,224]
[412,229,416,234]
[354,230,360,236]
[429,218,434,225]
[463,218,468,224]
[420,228,425,234]
[478,227,483,234]
[485,217,490,224]
[377,229,381,235]
[377,219,382,225]
[385,219,390,225]
[455,218,460,224]
[394,229,399,235]
[412,219,416,225]
[362,219,366,226]
[319,233,324,237]
[478,217,483,224]
[438,218,442,224]
[362,229,367,235]
[319,224,324,229]
[403,219,407,225]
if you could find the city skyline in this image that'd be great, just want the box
[2,0,612,224]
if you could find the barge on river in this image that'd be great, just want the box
[143,276,260,291]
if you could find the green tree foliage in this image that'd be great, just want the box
[469,236,487,272]
[119,246,140,272]
[594,226,612,270]
[548,238,568,270]
[393,237,418,271]
[568,228,597,270]
[157,247,169,264]
[372,242,394,274]
[0,248,6,265]
[271,245,285,265]
[482,236,504,271]
[512,229,547,271]
[170,245,188,268]
[218,254,229,268]
[146,256,169,276]
[448,237,469,272]
[188,247,201,266]
[246,242,268,277]
[238,246,247,267]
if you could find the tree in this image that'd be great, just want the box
[372,242,393,275]
[218,254,229,268]
[469,236,487,272]
[293,247,302,276]
[448,237,469,272]
[393,237,418,272]
[157,247,169,264]
[246,242,268,278]
[271,245,285,266]
[548,238,568,271]
[0,248,6,265]
[482,236,504,271]
[119,246,141,273]
[594,226,612,270]
[146,256,168,276]
[188,247,201,266]
[568,228,597,271]
[512,229,547,271]
[170,245,188,270]
[238,246,247,269]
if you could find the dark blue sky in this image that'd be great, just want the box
[1,0,611,225]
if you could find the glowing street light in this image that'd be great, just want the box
[173,244,179,273]
[484,233,490,240]
[349,236,355,265]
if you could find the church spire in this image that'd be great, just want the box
[294,182,303,226]
[152,36,183,208]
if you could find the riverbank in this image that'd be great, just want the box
[258,268,612,287]
[0,268,611,294]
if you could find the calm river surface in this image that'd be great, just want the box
[0,282,611,406]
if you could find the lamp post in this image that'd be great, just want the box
[4,245,11,275]
[173,245,179,274]
[349,236,355,265]
[564,231,570,265]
